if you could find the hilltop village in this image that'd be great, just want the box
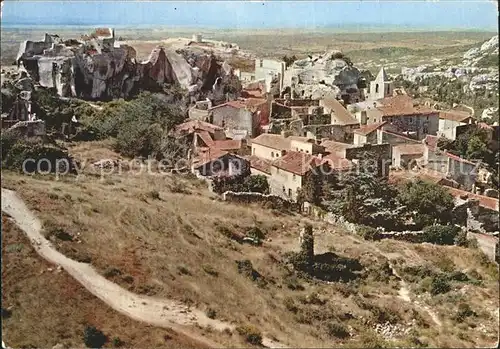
[1,28,499,349]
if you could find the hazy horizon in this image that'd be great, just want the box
[1,1,498,31]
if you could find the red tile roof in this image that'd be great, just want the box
[271,151,353,176]
[209,98,266,111]
[439,110,474,123]
[213,139,243,150]
[241,89,264,98]
[377,95,436,117]
[196,131,215,147]
[320,140,355,153]
[247,155,272,174]
[353,122,387,136]
[272,151,320,176]
[478,122,494,130]
[424,135,439,151]
[393,143,426,155]
[251,134,314,151]
[322,97,359,125]
[445,152,477,166]
[193,148,229,168]
[382,129,421,143]
[175,120,222,135]
[445,186,499,211]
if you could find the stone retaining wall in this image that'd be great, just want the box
[222,191,299,210]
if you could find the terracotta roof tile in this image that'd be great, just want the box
[271,151,319,176]
[251,133,291,150]
[353,122,387,136]
[445,152,477,166]
[209,98,266,111]
[247,155,272,174]
[193,148,228,168]
[393,143,426,155]
[478,122,494,130]
[445,186,499,211]
[377,95,436,117]
[196,131,215,147]
[439,110,474,123]
[382,130,421,143]
[320,140,355,153]
[213,139,242,150]
[424,135,439,151]
[175,120,222,135]
[271,151,353,176]
[322,97,359,125]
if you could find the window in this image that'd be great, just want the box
[293,174,296,181]
[387,85,390,94]
[271,152,274,158]
[288,188,292,197]
[259,60,263,68]
[409,118,413,123]
[306,150,309,154]
[282,186,286,193]
[375,84,379,93]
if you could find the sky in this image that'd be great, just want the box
[1,0,498,30]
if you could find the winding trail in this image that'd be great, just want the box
[342,234,443,327]
[1,188,287,348]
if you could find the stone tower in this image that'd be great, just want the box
[369,67,393,100]
[299,224,314,264]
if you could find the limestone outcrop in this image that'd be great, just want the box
[283,50,365,103]
[16,28,241,102]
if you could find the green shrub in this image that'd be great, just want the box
[284,275,305,291]
[358,225,382,241]
[236,325,263,345]
[112,337,124,347]
[454,230,470,247]
[202,265,219,277]
[430,275,451,295]
[283,297,298,313]
[147,190,160,200]
[422,225,460,245]
[453,302,476,322]
[206,308,217,319]
[325,321,350,339]
[83,326,107,348]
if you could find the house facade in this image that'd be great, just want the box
[438,110,475,140]
[365,95,439,140]
[209,98,268,138]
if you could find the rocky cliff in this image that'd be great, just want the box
[283,50,365,103]
[16,29,241,102]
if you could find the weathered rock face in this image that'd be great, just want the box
[283,50,363,103]
[16,29,241,102]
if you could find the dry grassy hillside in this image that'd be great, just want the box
[1,216,210,349]
[1,141,498,348]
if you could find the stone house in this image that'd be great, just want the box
[192,148,249,178]
[267,151,352,201]
[438,110,476,140]
[209,98,269,138]
[250,133,324,160]
[353,122,388,146]
[392,144,426,169]
[319,97,359,128]
[445,152,478,191]
[174,120,226,141]
[365,95,439,140]
[422,135,448,173]
[254,59,286,93]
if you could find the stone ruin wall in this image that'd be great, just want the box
[222,191,299,210]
